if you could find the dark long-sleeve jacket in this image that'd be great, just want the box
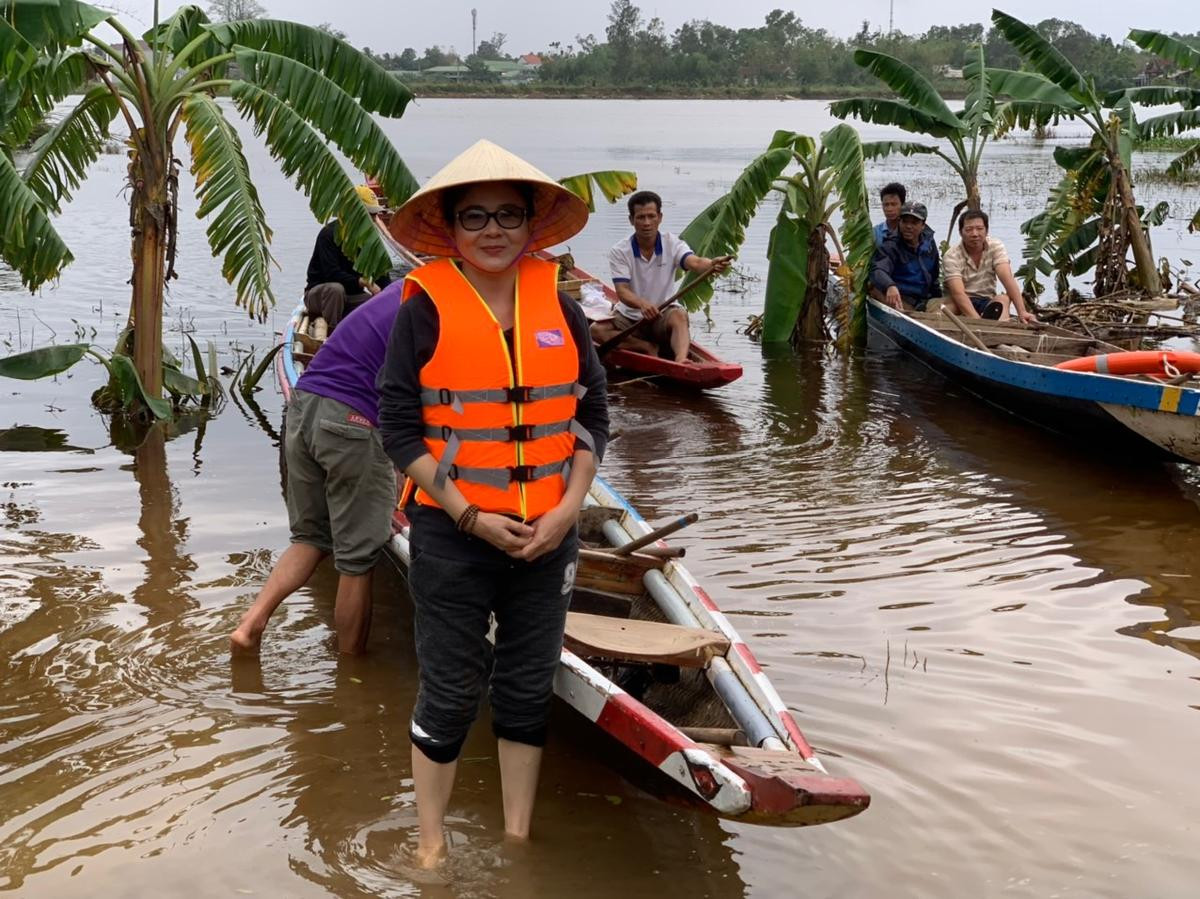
[377,288,609,562]
[305,220,392,294]
[871,225,940,301]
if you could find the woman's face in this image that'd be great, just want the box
[451,182,531,274]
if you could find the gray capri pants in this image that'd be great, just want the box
[285,390,397,574]
[407,533,578,763]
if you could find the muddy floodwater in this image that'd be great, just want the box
[3,100,1200,897]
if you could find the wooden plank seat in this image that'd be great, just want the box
[563,612,730,668]
[294,331,325,354]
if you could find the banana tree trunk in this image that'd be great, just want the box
[793,230,829,344]
[128,147,167,401]
[1111,159,1162,297]
[965,174,981,211]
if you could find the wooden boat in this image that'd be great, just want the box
[868,298,1200,463]
[276,304,869,826]
[540,251,744,390]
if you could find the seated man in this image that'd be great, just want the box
[303,184,392,331]
[594,190,729,363]
[874,181,906,248]
[943,210,1035,323]
[871,202,941,312]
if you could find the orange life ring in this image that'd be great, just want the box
[1054,351,1200,377]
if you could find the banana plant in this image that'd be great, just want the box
[987,10,1162,297]
[1113,29,1200,232]
[1,1,418,416]
[830,42,995,236]
[1018,142,1170,299]
[678,124,874,348]
[0,330,223,419]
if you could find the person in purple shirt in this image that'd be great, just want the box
[230,284,402,654]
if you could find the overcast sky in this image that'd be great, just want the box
[112,1,1183,56]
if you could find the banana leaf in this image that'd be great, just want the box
[760,200,808,343]
[164,365,205,398]
[239,343,284,397]
[0,342,89,379]
[180,93,277,322]
[557,170,638,212]
[1127,29,1200,72]
[846,49,962,131]
[828,97,959,140]
[108,354,171,419]
[990,11,1089,105]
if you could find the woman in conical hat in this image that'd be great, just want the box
[378,140,609,867]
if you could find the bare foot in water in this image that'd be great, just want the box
[414,841,447,871]
[229,617,265,654]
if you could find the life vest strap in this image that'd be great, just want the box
[430,418,595,491]
[441,459,568,490]
[423,420,574,442]
[420,381,584,413]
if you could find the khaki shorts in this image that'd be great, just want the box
[285,391,397,574]
[612,308,681,344]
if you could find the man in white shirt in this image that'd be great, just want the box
[603,191,730,363]
[943,209,1035,323]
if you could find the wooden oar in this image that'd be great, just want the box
[608,512,699,556]
[940,305,993,354]
[597,260,730,357]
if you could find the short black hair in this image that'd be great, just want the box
[958,209,990,233]
[441,181,536,227]
[880,182,906,203]
[627,190,662,216]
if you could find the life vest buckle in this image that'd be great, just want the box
[509,424,535,441]
[509,464,538,482]
[506,385,534,403]
[437,387,454,406]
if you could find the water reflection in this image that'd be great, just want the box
[873,343,1200,665]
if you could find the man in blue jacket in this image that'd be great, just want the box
[871,202,941,312]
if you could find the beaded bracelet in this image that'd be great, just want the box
[455,503,480,534]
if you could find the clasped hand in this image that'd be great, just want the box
[470,505,577,561]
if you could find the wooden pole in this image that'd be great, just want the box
[940,306,993,353]
[608,512,699,556]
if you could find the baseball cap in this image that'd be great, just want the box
[354,184,385,214]
[899,202,927,222]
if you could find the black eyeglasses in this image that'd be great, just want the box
[455,205,529,231]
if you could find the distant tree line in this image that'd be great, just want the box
[284,1,1200,92]
[533,3,1197,91]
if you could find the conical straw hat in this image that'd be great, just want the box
[388,139,589,256]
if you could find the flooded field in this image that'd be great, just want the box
[2,99,1200,897]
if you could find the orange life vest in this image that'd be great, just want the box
[400,256,589,521]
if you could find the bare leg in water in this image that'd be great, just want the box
[231,544,372,653]
[231,543,326,652]
[409,738,544,869]
[411,748,457,868]
[498,739,542,839]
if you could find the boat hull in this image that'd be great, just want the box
[868,300,1200,464]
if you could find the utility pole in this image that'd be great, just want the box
[471,8,477,56]
[888,0,894,35]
